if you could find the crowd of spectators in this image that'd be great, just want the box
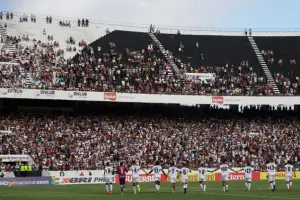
[1,12,300,174]
[274,73,300,95]
[262,49,297,67]
[182,63,274,96]
[260,47,300,95]
[0,107,299,171]
[2,11,300,96]
[0,30,277,95]
[2,30,178,93]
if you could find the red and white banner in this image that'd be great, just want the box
[215,172,260,181]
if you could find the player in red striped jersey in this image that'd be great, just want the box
[116,162,128,195]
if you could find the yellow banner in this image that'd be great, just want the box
[175,173,216,182]
[260,172,300,180]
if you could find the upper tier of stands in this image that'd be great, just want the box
[158,34,263,76]
[1,12,300,96]
[72,30,176,93]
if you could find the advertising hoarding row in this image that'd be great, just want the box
[1,171,299,187]
[0,88,298,105]
[48,170,300,185]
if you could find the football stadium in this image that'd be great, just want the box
[0,0,300,199]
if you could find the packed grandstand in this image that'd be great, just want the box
[0,11,300,175]
[1,12,300,96]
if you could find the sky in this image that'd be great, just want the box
[0,0,298,29]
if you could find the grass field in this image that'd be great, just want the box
[1,180,300,200]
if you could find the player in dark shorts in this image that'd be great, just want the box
[116,162,128,195]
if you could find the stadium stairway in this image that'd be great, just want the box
[0,23,33,86]
[6,43,22,63]
[0,24,12,52]
[149,32,180,75]
[0,24,18,56]
[0,24,7,38]
[248,36,280,94]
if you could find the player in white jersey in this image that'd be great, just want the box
[104,162,114,195]
[237,163,254,192]
[129,161,141,194]
[284,161,295,191]
[198,163,213,192]
[266,159,277,192]
[177,163,191,194]
[168,163,179,193]
[147,161,167,193]
[212,160,237,192]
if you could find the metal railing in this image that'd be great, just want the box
[2,11,300,34]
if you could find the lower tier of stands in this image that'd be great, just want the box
[0,99,299,170]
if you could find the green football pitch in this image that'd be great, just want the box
[1,180,300,200]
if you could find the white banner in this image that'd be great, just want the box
[2,172,15,178]
[185,73,215,83]
[54,176,116,185]
[49,170,114,185]
[0,155,29,162]
[0,88,298,105]
[0,130,13,135]
[0,62,19,66]
[49,170,103,178]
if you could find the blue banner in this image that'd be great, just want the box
[0,177,52,187]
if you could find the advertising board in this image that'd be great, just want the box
[0,177,53,187]
[215,172,260,181]
[56,176,116,185]
[49,170,110,185]
[115,174,167,183]
[260,172,300,180]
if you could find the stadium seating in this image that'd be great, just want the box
[2,12,300,97]
[254,37,300,95]
[158,34,262,75]
[88,30,152,53]
[0,105,298,171]
[156,33,274,95]
[1,12,300,174]
[0,13,276,95]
